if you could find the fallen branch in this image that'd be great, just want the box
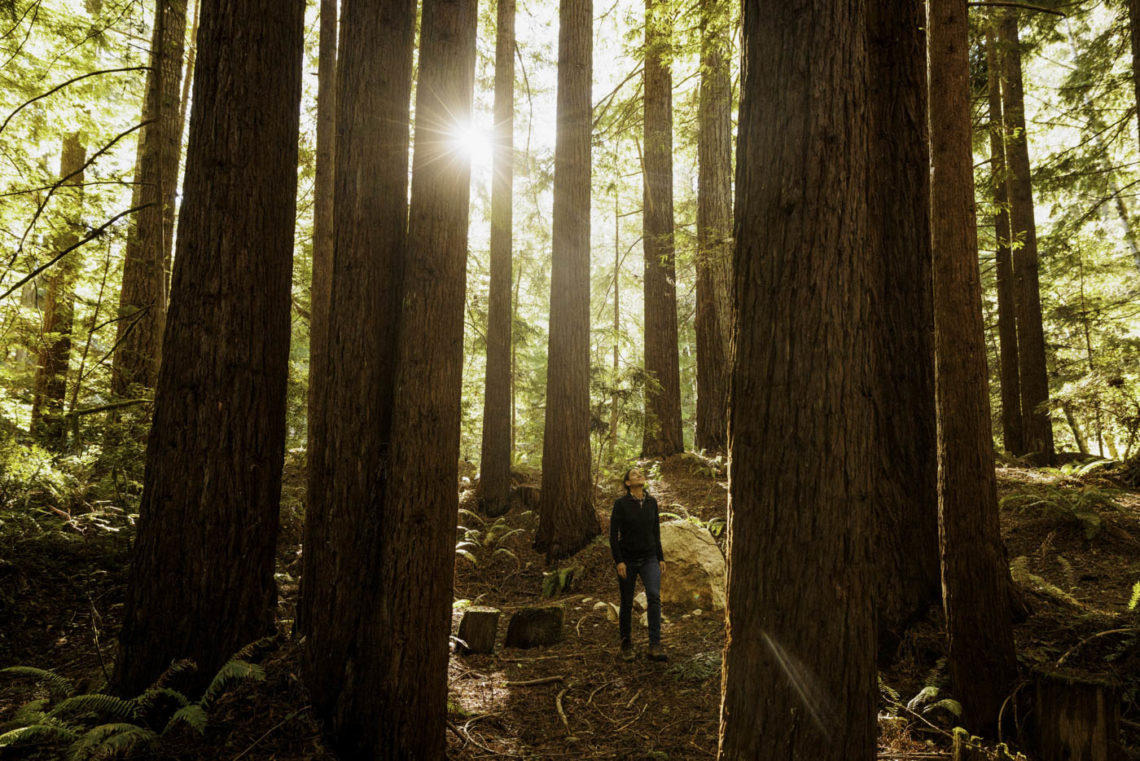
[615,703,646,732]
[504,675,564,687]
[555,686,570,734]
[1056,627,1139,666]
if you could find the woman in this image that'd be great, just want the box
[609,467,667,662]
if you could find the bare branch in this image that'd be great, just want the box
[0,66,149,139]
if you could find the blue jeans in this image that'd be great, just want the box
[618,557,661,645]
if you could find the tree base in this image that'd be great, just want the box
[1032,669,1123,761]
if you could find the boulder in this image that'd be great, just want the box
[504,606,564,648]
[659,520,726,610]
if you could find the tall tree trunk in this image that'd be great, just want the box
[373,0,478,750]
[640,0,683,458]
[112,0,305,695]
[299,0,415,750]
[866,0,939,658]
[717,2,875,759]
[1000,11,1054,465]
[609,190,620,456]
[928,0,1019,733]
[30,134,86,450]
[304,0,336,549]
[479,0,515,518]
[986,23,1025,456]
[1129,0,1140,159]
[111,0,188,396]
[693,0,732,454]
[535,0,600,561]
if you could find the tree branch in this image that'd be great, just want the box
[0,66,150,139]
[1,203,152,300]
[967,1,1066,16]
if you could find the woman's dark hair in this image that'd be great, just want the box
[622,469,633,494]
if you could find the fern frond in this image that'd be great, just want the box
[456,549,477,565]
[234,636,277,661]
[0,666,75,697]
[200,659,265,709]
[9,698,50,725]
[163,704,208,736]
[131,686,190,713]
[457,508,485,526]
[49,694,138,722]
[150,659,197,690]
[0,723,80,748]
[69,723,157,761]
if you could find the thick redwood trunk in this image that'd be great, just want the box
[717,1,876,758]
[113,0,304,695]
[30,134,86,449]
[112,0,188,395]
[299,0,416,750]
[1000,12,1054,465]
[479,0,515,518]
[694,0,732,454]
[535,0,600,561]
[928,0,1019,733]
[367,0,478,753]
[986,24,1025,456]
[866,0,940,656]
[640,0,683,458]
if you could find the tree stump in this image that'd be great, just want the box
[456,607,500,654]
[503,606,563,648]
[1034,670,1121,761]
[952,728,987,761]
[512,484,540,511]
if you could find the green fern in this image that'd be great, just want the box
[0,666,75,697]
[199,659,265,709]
[69,723,157,761]
[234,636,278,661]
[49,695,139,723]
[152,659,197,689]
[131,686,190,713]
[163,704,208,736]
[0,722,80,747]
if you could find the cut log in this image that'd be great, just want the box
[456,606,500,655]
[503,606,563,648]
[1034,670,1122,761]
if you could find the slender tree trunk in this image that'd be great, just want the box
[694,0,731,454]
[1000,11,1054,465]
[609,191,620,456]
[111,0,188,396]
[717,2,875,759]
[1062,404,1090,455]
[641,0,683,458]
[928,0,1019,733]
[1128,0,1140,158]
[866,0,939,658]
[299,0,416,750]
[479,0,515,518]
[535,0,600,561]
[30,134,86,450]
[113,0,305,694]
[986,24,1025,456]
[304,0,336,552]
[352,0,480,753]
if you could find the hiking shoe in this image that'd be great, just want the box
[647,643,667,662]
[621,640,635,662]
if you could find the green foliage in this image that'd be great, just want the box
[456,512,523,569]
[1000,484,1118,539]
[0,651,267,759]
[541,565,580,598]
[1129,581,1139,611]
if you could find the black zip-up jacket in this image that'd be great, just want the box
[609,492,664,564]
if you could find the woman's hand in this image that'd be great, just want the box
[616,562,627,579]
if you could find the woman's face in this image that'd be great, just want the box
[625,469,646,489]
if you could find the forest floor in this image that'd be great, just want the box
[0,453,1139,759]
